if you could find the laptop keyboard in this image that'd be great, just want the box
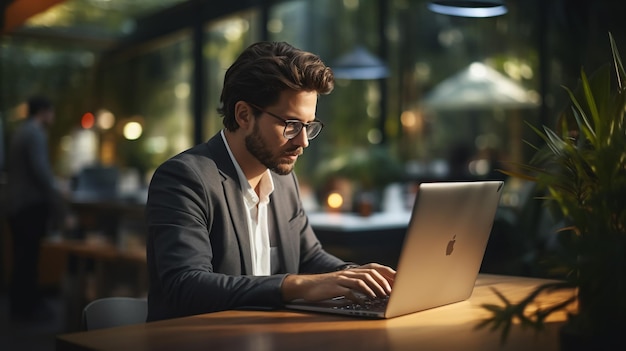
[333,296,390,312]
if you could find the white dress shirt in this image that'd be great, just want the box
[221,130,274,276]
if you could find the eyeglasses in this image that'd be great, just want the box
[248,103,324,140]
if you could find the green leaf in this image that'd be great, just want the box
[543,127,568,157]
[610,32,626,90]
[579,69,602,132]
[568,97,597,143]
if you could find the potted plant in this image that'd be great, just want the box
[477,33,626,350]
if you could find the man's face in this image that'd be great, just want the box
[245,90,318,175]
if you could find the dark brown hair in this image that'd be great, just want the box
[27,95,53,118]
[218,41,334,131]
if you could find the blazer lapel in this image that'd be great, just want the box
[222,176,253,274]
[269,175,299,273]
[207,135,253,274]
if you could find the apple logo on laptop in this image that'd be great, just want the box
[446,235,456,256]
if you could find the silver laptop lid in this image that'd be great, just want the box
[384,181,503,318]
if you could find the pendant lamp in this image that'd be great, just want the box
[331,46,389,80]
[427,0,507,18]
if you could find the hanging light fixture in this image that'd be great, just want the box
[427,0,507,18]
[331,46,389,80]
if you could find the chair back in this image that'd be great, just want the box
[82,297,147,331]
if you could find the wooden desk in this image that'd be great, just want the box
[56,274,575,351]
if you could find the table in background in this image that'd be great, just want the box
[68,198,146,242]
[43,238,146,295]
[43,238,147,329]
[56,274,575,351]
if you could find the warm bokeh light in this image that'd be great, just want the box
[327,192,344,209]
[15,102,28,119]
[401,110,416,128]
[401,109,425,134]
[96,109,115,130]
[100,133,116,165]
[123,121,143,140]
[81,112,95,129]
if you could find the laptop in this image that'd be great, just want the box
[285,180,504,319]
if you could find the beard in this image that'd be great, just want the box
[245,123,302,175]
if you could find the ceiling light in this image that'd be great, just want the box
[331,46,389,80]
[427,1,508,18]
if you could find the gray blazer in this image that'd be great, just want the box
[146,132,347,321]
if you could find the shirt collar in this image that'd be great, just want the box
[220,130,274,208]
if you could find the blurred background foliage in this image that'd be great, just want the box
[2,0,626,206]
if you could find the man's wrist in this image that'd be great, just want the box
[281,274,304,302]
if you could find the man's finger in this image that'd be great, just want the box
[340,269,392,296]
[345,289,367,303]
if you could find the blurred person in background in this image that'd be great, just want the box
[7,95,64,322]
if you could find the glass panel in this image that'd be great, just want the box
[0,37,96,177]
[24,0,188,38]
[268,0,388,204]
[203,11,261,141]
[388,0,540,183]
[6,0,624,210]
[98,32,193,184]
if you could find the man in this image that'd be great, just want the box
[7,96,59,321]
[146,41,395,321]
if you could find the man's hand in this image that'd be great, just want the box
[281,263,396,302]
